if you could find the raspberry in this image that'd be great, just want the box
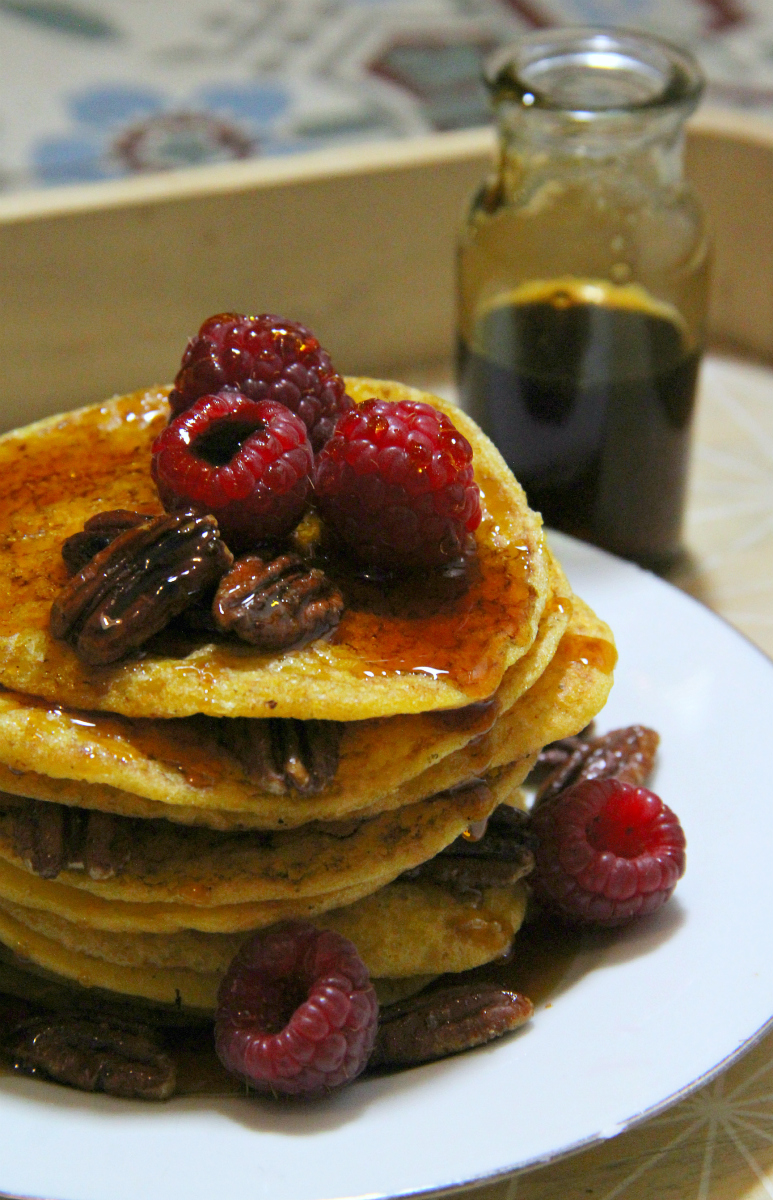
[313,399,482,570]
[530,778,686,926]
[215,921,378,1097]
[170,313,352,452]
[151,393,312,554]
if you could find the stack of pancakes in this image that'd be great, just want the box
[0,378,615,1017]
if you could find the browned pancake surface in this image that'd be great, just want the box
[0,382,550,719]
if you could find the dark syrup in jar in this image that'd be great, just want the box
[458,287,701,568]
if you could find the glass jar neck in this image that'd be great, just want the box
[495,101,690,196]
[485,28,703,200]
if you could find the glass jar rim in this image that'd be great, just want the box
[485,27,704,116]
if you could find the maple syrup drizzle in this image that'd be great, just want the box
[8,693,225,790]
[562,634,617,675]
[123,719,226,789]
[173,1030,243,1097]
[0,391,166,636]
[330,542,534,696]
[485,916,586,1006]
[546,594,571,619]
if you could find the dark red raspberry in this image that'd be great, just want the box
[215,921,378,1097]
[170,313,352,452]
[530,778,686,926]
[313,399,482,570]
[151,393,312,554]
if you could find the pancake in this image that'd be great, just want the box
[0,903,221,1012]
[0,588,610,840]
[0,772,502,907]
[0,943,435,1016]
[477,595,616,772]
[0,762,530,931]
[0,898,245,972]
[0,876,529,980]
[0,380,551,721]
[316,878,529,978]
[0,854,402,933]
[0,555,572,829]
[0,878,529,1011]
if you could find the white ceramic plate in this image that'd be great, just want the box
[2,531,773,1200]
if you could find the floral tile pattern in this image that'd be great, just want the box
[3,0,773,192]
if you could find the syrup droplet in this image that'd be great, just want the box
[561,634,617,674]
[180,881,212,904]
[463,817,489,842]
[431,697,499,734]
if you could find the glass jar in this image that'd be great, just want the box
[457,28,709,569]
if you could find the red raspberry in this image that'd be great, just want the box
[313,399,482,570]
[170,313,352,452]
[215,922,379,1097]
[530,779,686,926]
[151,393,312,554]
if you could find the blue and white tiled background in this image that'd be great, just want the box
[2,0,773,192]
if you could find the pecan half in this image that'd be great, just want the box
[536,725,660,804]
[370,983,533,1066]
[51,511,233,665]
[79,809,133,880]
[403,855,531,893]
[5,1015,176,1100]
[9,798,66,880]
[8,799,132,880]
[61,510,156,575]
[402,802,535,897]
[220,717,343,795]
[0,994,36,1030]
[212,553,344,652]
[536,724,596,769]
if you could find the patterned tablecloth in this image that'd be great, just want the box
[3,0,773,192]
[435,351,773,1200]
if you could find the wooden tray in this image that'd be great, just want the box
[0,108,770,431]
